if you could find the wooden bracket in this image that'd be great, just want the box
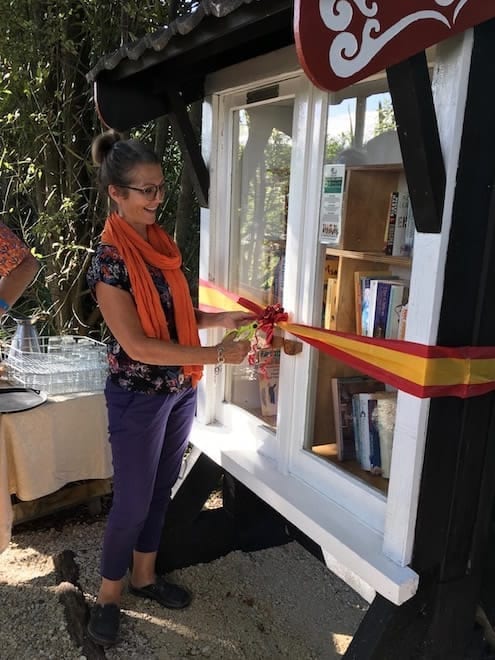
[271,336,303,355]
[163,85,210,208]
[387,51,445,233]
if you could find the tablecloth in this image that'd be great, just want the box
[0,391,112,552]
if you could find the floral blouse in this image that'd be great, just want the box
[0,223,30,277]
[87,243,191,395]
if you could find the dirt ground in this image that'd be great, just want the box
[0,498,368,659]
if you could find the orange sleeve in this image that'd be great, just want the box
[0,223,30,277]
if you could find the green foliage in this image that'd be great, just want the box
[0,0,198,337]
[374,99,396,136]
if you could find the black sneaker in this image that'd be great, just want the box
[87,603,120,647]
[129,576,192,609]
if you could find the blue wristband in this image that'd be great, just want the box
[0,298,10,312]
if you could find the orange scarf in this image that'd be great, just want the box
[101,212,203,386]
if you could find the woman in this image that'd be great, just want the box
[86,130,252,647]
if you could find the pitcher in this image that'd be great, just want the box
[8,314,41,355]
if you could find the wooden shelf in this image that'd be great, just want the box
[326,247,411,267]
[312,443,389,495]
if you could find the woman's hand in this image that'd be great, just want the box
[218,333,251,364]
[220,311,257,330]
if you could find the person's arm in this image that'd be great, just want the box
[0,252,40,317]
[194,309,256,331]
[95,282,250,365]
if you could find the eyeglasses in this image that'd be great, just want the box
[120,182,166,201]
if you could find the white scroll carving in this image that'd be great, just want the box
[318,0,471,79]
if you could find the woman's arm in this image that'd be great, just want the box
[0,252,40,316]
[96,282,250,365]
[194,309,256,330]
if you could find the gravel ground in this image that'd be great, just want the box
[0,502,368,659]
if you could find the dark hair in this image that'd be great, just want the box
[91,129,161,192]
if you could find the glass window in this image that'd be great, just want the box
[307,78,409,496]
[227,99,294,425]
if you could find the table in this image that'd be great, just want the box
[0,391,112,552]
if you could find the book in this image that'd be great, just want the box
[403,199,415,257]
[354,270,390,335]
[371,391,398,479]
[392,189,409,256]
[367,398,382,475]
[337,378,385,471]
[360,274,398,336]
[398,303,408,340]
[355,393,371,470]
[372,280,393,338]
[331,377,385,461]
[322,255,339,325]
[383,191,399,255]
[385,283,409,339]
[367,278,400,338]
[324,277,338,329]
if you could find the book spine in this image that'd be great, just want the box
[366,280,380,337]
[385,284,405,339]
[403,200,415,257]
[357,393,372,471]
[392,191,409,256]
[324,277,337,330]
[354,272,363,335]
[376,396,397,479]
[352,394,362,466]
[398,303,408,340]
[336,382,357,462]
[368,398,382,475]
[360,277,371,336]
[384,191,399,255]
[372,281,392,338]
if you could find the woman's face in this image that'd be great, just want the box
[108,163,165,239]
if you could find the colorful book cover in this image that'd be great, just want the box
[332,376,385,461]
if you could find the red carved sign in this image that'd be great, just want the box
[295,1,495,91]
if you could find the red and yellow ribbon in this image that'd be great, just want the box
[199,279,495,399]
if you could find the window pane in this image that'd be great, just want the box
[227,99,293,424]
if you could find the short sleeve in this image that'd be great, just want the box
[86,243,130,296]
[0,223,31,277]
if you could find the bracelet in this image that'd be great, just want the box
[0,298,10,312]
[215,344,225,375]
[217,345,225,365]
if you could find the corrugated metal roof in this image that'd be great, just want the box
[86,0,261,83]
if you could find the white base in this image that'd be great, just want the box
[188,420,418,606]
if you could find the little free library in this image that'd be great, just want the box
[88,2,495,657]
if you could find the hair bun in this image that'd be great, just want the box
[91,129,122,166]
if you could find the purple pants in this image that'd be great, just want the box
[101,380,197,581]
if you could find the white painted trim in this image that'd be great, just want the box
[190,419,419,605]
[205,45,302,96]
[383,30,474,565]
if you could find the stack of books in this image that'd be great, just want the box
[354,272,409,339]
[331,376,398,479]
